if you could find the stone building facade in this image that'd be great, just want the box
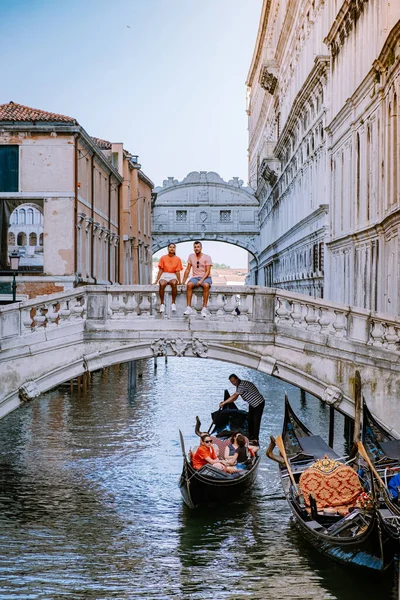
[0,102,153,298]
[247,1,400,313]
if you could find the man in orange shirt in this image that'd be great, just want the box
[154,243,183,313]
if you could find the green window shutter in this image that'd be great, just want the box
[0,146,19,192]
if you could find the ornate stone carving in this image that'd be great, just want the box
[19,381,40,402]
[191,337,208,358]
[151,338,167,356]
[322,386,343,408]
[259,66,278,94]
[169,337,190,357]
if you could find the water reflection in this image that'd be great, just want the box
[0,358,396,598]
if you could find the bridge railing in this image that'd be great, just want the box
[1,285,400,353]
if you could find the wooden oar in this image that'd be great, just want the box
[357,441,385,488]
[275,434,298,492]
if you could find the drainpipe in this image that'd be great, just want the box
[91,153,97,284]
[108,174,112,284]
[117,182,121,283]
[74,134,79,281]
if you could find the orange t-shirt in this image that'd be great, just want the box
[158,255,183,273]
[192,445,217,470]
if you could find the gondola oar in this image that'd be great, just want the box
[357,441,385,488]
[275,434,298,493]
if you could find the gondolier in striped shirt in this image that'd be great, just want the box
[219,374,265,445]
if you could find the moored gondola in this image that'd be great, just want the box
[360,401,400,542]
[179,393,260,509]
[267,396,393,571]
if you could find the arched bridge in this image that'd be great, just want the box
[1,286,400,433]
[152,171,259,256]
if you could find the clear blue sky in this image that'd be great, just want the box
[0,0,262,267]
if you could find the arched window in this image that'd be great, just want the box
[17,232,27,246]
[39,233,43,246]
[8,232,15,245]
[10,210,18,225]
[19,209,26,224]
[27,208,34,225]
[29,232,37,246]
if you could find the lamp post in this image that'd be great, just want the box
[9,251,20,303]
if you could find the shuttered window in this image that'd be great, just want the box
[0,145,19,192]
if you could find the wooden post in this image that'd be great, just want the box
[300,388,306,407]
[70,379,74,394]
[128,360,137,397]
[137,359,143,378]
[353,370,361,445]
[328,405,335,448]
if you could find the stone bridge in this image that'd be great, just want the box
[1,285,400,434]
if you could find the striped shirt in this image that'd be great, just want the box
[236,380,265,408]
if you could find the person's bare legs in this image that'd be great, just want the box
[170,280,178,303]
[202,282,210,308]
[186,281,194,307]
[159,280,169,305]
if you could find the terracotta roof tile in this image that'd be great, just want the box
[0,101,77,124]
[91,137,112,150]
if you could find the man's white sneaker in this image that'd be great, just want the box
[201,307,209,317]
[159,304,165,313]
[183,306,192,316]
[171,303,176,312]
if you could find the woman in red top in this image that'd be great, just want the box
[192,434,232,471]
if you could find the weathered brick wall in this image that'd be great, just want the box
[18,281,65,299]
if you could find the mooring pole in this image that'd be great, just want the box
[353,370,362,445]
[300,388,306,407]
[328,405,335,448]
[128,360,137,397]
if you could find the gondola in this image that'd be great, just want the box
[178,391,260,509]
[359,401,400,542]
[267,396,393,571]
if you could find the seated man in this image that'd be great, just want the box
[182,241,212,317]
[154,243,182,313]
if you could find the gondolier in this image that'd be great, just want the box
[220,374,265,445]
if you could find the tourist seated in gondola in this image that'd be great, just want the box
[224,434,253,470]
[192,434,236,472]
[224,432,258,462]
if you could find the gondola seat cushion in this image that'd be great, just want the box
[299,456,362,514]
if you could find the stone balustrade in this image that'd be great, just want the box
[1,285,400,354]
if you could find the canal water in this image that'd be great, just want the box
[0,358,396,599]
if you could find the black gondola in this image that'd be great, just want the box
[361,401,400,542]
[267,396,393,571]
[178,393,260,509]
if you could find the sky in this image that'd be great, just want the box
[0,0,263,267]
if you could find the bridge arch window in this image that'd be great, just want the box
[29,232,37,246]
[17,232,27,246]
[220,210,231,222]
[176,210,187,222]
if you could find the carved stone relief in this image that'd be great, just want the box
[19,381,40,402]
[322,386,343,408]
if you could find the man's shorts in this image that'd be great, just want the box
[189,277,212,286]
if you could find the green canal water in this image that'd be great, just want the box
[0,358,396,599]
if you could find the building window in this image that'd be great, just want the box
[29,232,37,246]
[220,210,231,222]
[0,145,19,192]
[176,210,187,222]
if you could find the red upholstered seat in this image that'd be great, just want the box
[299,456,363,515]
